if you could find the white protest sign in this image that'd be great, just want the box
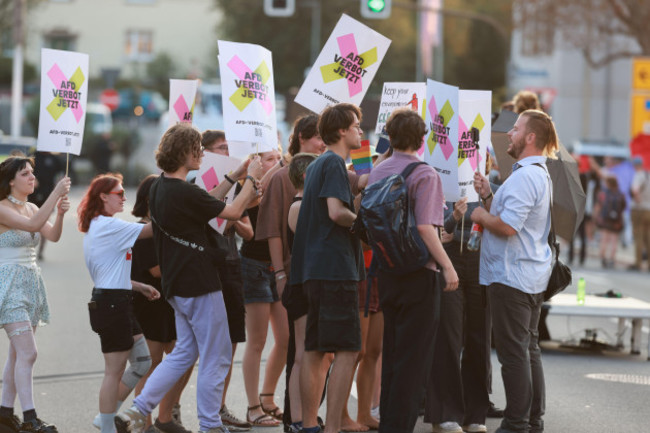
[218,41,277,155]
[295,14,391,113]
[168,79,198,127]
[195,152,243,234]
[376,82,427,158]
[424,79,460,201]
[458,90,491,202]
[37,48,89,156]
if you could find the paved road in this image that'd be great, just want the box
[1,187,649,432]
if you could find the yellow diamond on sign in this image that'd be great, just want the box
[632,57,650,91]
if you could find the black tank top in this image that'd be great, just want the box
[287,196,302,255]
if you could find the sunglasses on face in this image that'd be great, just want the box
[108,190,126,198]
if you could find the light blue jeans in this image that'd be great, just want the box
[133,291,232,430]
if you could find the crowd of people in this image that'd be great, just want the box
[0,99,569,433]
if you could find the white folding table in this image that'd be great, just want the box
[545,293,650,359]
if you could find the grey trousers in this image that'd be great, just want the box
[489,283,545,433]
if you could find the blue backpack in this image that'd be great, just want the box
[358,162,430,274]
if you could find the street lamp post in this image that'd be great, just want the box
[11,0,25,138]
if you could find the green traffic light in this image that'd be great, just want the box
[368,0,386,13]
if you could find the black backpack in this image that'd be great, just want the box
[358,162,430,274]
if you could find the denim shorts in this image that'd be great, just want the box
[240,255,279,304]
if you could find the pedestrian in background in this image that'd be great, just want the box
[595,175,626,269]
[629,156,650,271]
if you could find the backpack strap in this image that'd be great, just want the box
[400,161,428,179]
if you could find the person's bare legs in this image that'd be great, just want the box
[2,323,38,412]
[100,351,130,414]
[341,313,368,433]
[242,302,277,424]
[259,301,289,417]
[300,351,327,429]
[325,352,360,433]
[371,354,381,413]
[356,312,383,429]
[289,317,307,423]
[221,343,237,409]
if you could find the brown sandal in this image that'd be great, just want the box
[247,405,280,427]
[259,393,284,421]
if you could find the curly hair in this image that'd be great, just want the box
[288,114,319,156]
[156,123,202,173]
[318,103,362,145]
[132,174,158,219]
[513,90,541,114]
[77,173,123,233]
[0,155,35,201]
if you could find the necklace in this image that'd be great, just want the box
[7,195,26,206]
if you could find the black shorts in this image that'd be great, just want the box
[282,281,309,322]
[218,259,246,344]
[133,294,176,343]
[88,289,142,353]
[304,280,361,353]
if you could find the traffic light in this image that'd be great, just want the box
[360,0,392,19]
[264,0,295,17]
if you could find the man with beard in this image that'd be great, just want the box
[470,110,558,433]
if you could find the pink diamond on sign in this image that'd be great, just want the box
[201,167,219,190]
[174,95,191,123]
[217,217,225,227]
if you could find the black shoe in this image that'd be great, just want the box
[18,418,58,433]
[486,402,504,418]
[0,414,21,432]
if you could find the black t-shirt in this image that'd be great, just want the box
[240,204,271,262]
[149,174,226,298]
[289,151,365,284]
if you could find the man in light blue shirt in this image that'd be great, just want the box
[470,110,558,433]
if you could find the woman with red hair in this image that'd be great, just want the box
[79,173,160,433]
[0,155,70,433]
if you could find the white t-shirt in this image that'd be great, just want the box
[83,215,144,289]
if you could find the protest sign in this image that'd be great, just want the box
[194,152,243,234]
[295,14,391,114]
[424,79,460,201]
[375,82,427,158]
[218,41,278,157]
[37,48,89,157]
[457,90,491,202]
[168,79,198,127]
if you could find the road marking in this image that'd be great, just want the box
[586,373,650,386]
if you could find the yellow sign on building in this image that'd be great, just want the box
[630,93,650,138]
[632,57,650,91]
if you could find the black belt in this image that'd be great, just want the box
[92,288,133,299]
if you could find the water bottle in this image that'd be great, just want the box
[577,277,586,305]
[467,223,483,251]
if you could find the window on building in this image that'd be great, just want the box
[44,29,77,51]
[125,30,153,61]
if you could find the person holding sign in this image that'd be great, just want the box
[116,124,262,433]
[79,173,160,433]
[0,156,70,433]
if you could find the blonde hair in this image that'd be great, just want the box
[513,90,541,114]
[521,110,559,158]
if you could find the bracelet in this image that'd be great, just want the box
[481,191,493,201]
[224,174,235,184]
[245,175,258,191]
[274,269,285,275]
[276,274,287,281]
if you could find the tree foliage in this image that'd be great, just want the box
[514,0,650,67]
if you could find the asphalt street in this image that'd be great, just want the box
[1,182,649,432]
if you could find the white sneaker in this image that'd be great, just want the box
[370,405,380,420]
[198,427,230,433]
[115,406,146,433]
[432,421,463,433]
[463,424,487,433]
[92,413,101,430]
